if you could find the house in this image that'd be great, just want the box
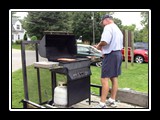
[12,17,29,43]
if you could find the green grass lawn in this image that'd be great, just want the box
[12,43,35,50]
[91,63,148,94]
[12,43,21,49]
[11,62,148,108]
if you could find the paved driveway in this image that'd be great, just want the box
[11,49,47,72]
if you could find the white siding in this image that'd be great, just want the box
[13,21,22,30]
[12,19,30,42]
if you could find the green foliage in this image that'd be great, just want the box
[21,11,149,44]
[31,36,37,41]
[121,24,136,31]
[72,12,106,44]
[22,11,114,45]
[22,12,71,39]
[23,32,27,40]
[15,39,23,44]
[114,18,123,29]
[134,27,148,42]
[140,12,149,42]
[141,12,149,28]
[12,12,18,18]
[72,12,92,44]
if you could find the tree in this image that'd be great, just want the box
[138,28,148,42]
[72,11,114,44]
[121,24,136,31]
[12,12,17,18]
[12,12,16,16]
[23,32,27,40]
[141,12,148,28]
[12,12,20,19]
[72,12,93,44]
[22,11,115,44]
[22,12,71,40]
[139,12,149,42]
[113,18,123,30]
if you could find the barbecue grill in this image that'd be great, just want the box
[37,31,91,107]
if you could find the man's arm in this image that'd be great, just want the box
[96,41,107,50]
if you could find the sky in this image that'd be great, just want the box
[15,11,143,30]
[112,12,143,29]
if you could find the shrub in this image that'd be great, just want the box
[15,39,23,44]
[31,36,38,41]
[28,36,38,50]
[23,32,27,41]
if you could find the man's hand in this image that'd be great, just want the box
[93,45,97,48]
[93,44,101,50]
[96,45,102,50]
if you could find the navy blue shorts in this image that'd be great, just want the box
[101,51,122,78]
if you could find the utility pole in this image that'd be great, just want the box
[92,12,95,45]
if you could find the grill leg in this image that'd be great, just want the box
[89,95,91,105]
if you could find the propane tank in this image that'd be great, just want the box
[54,84,67,106]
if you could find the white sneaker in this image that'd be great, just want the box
[106,99,117,108]
[94,103,107,108]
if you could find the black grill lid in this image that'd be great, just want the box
[38,31,77,61]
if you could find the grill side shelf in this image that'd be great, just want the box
[34,61,63,70]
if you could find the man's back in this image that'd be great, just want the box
[101,23,123,54]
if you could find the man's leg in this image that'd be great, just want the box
[100,77,110,102]
[110,77,118,100]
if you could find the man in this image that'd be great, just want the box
[95,14,123,108]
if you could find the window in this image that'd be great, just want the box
[78,46,90,53]
[16,25,20,29]
[18,35,20,39]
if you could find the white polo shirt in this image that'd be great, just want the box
[100,23,123,54]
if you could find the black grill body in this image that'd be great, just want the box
[38,31,91,107]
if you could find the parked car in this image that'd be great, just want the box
[121,47,148,64]
[77,44,148,66]
[77,44,103,67]
[134,42,148,50]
